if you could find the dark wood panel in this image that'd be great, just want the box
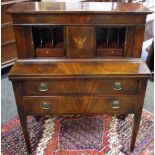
[1,42,17,67]
[24,79,138,95]
[13,26,27,58]
[124,26,135,57]
[23,95,137,115]
[1,3,13,24]
[1,25,15,43]
[66,26,94,58]
[24,26,35,58]
[133,25,145,58]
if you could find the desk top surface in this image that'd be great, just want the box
[9,59,151,79]
[8,2,151,15]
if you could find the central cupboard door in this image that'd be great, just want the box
[65,26,95,58]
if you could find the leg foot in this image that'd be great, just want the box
[130,113,141,152]
[19,115,32,154]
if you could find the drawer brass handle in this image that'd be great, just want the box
[37,83,49,92]
[113,82,123,91]
[112,100,120,109]
[40,102,51,110]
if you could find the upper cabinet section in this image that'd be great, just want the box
[8,2,151,59]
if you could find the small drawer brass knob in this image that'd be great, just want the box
[112,100,120,109]
[40,102,51,110]
[37,83,49,92]
[113,82,123,91]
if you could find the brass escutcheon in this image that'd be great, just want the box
[112,100,120,109]
[40,102,51,110]
[37,83,49,92]
[113,82,123,91]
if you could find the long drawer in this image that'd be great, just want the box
[23,95,137,115]
[24,79,139,95]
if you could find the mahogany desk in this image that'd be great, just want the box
[8,2,151,153]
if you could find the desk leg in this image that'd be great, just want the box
[19,114,32,154]
[12,82,32,154]
[130,112,141,152]
[130,80,147,152]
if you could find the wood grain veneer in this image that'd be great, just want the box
[8,2,151,154]
[9,59,150,79]
[23,79,139,95]
[23,95,137,115]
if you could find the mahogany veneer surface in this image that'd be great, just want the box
[9,59,150,79]
[24,79,139,95]
[23,95,137,115]
[8,2,151,154]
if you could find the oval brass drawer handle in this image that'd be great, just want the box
[40,102,51,110]
[112,100,120,109]
[37,83,49,92]
[113,82,123,91]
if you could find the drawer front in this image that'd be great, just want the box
[97,48,123,56]
[23,96,137,115]
[35,48,64,57]
[2,4,13,24]
[1,25,15,43]
[66,26,95,58]
[24,79,138,95]
[1,42,17,64]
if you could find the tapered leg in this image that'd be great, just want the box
[12,82,32,154]
[130,113,141,152]
[130,80,148,152]
[19,114,32,154]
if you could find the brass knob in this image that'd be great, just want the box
[113,82,123,91]
[40,102,51,110]
[37,83,49,92]
[112,100,120,109]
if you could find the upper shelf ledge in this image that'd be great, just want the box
[7,2,152,15]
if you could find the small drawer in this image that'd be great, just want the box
[1,25,15,43]
[24,79,139,95]
[97,48,123,56]
[23,96,137,115]
[35,48,64,57]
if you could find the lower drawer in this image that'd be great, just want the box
[23,96,137,115]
